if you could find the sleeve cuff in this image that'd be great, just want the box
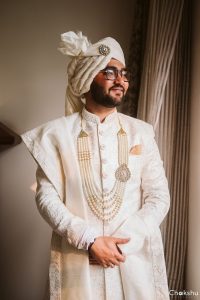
[77,227,98,250]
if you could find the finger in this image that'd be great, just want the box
[116,245,126,261]
[106,249,125,263]
[113,237,130,244]
[109,257,120,266]
[114,252,126,263]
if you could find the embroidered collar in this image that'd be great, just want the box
[82,107,118,125]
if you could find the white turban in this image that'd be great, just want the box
[58,31,125,115]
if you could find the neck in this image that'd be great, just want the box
[85,96,117,123]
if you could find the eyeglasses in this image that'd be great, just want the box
[100,67,131,82]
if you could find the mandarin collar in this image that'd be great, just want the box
[82,107,118,125]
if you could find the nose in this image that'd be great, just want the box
[114,73,129,91]
[114,73,125,84]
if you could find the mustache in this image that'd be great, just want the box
[109,84,125,94]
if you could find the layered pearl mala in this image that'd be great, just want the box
[77,115,131,222]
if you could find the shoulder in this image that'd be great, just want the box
[21,112,80,144]
[21,113,79,137]
[118,112,154,139]
[35,112,79,131]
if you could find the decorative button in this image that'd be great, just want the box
[102,173,107,179]
[99,130,104,136]
[98,44,110,56]
[100,144,105,150]
[103,187,109,193]
[101,158,107,164]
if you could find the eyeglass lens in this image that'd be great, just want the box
[103,67,130,82]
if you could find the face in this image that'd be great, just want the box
[90,58,129,108]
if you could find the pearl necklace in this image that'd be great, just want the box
[77,114,131,222]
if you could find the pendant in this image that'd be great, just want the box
[115,164,131,182]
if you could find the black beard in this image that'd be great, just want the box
[90,81,125,108]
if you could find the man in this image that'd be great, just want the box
[21,31,170,300]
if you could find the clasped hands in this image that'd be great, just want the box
[88,236,130,268]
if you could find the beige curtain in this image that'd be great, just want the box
[159,1,191,293]
[137,0,184,128]
[122,0,191,297]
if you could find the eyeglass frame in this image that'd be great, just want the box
[99,66,131,82]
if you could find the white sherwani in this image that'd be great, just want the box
[21,108,170,300]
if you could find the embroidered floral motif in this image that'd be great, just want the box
[49,233,62,300]
[150,232,169,299]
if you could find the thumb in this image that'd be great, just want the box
[113,237,131,244]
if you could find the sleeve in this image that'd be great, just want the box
[136,125,170,228]
[35,165,98,250]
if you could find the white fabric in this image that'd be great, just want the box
[35,166,97,250]
[58,31,125,115]
[21,108,170,300]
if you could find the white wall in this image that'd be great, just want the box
[0,1,134,299]
[186,0,200,298]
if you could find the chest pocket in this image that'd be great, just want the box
[128,154,143,179]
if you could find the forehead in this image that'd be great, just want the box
[106,58,125,69]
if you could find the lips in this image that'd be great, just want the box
[111,88,123,91]
[111,90,123,96]
[110,86,125,94]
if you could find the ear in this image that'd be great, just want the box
[84,91,93,105]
